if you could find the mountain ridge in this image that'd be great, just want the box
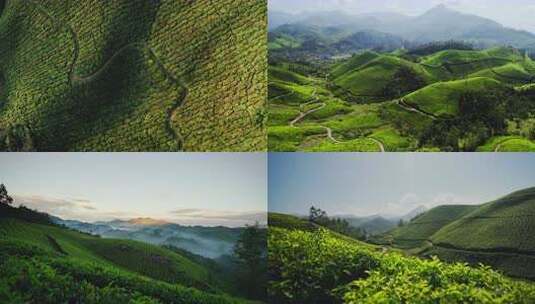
[269,5,535,52]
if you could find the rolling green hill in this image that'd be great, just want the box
[431,188,535,253]
[332,55,433,100]
[269,46,535,152]
[374,187,535,279]
[0,204,256,303]
[0,0,266,152]
[403,77,507,117]
[374,205,478,249]
[267,213,316,231]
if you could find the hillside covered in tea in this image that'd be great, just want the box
[268,5,535,152]
[268,209,535,304]
[373,187,535,280]
[0,202,265,303]
[0,0,267,152]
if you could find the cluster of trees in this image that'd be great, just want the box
[0,183,13,205]
[309,206,367,241]
[0,184,52,225]
[408,40,474,56]
[233,224,267,301]
[419,89,535,151]
[382,66,426,98]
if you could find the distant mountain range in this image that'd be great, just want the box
[269,5,535,57]
[340,205,428,235]
[52,216,243,259]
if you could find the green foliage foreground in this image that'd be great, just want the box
[0,242,247,304]
[268,227,535,304]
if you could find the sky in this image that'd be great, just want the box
[269,0,535,33]
[0,153,267,227]
[269,153,535,217]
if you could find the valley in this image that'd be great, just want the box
[0,202,267,303]
[54,216,244,259]
[268,5,535,152]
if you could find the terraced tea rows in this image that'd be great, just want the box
[0,0,266,151]
[377,187,535,279]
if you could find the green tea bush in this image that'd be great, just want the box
[0,0,266,152]
[269,227,535,304]
[0,244,249,304]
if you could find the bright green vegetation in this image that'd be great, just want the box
[0,0,266,152]
[269,46,535,151]
[477,136,535,152]
[267,213,316,231]
[0,205,257,303]
[268,214,535,304]
[371,205,478,249]
[404,77,505,117]
[376,187,535,280]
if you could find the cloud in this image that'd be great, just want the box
[430,193,476,205]
[380,191,482,217]
[10,195,266,227]
[14,195,95,212]
[12,195,135,222]
[170,208,267,226]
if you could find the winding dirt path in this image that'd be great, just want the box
[369,137,386,152]
[396,98,439,120]
[30,1,187,148]
[290,102,325,127]
[288,84,385,152]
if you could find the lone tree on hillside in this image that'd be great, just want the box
[233,223,267,300]
[309,206,327,223]
[0,183,13,205]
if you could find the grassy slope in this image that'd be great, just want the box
[268,212,376,248]
[477,136,535,152]
[268,47,535,152]
[389,187,535,279]
[0,207,253,303]
[403,77,506,117]
[268,64,397,152]
[431,188,535,253]
[330,51,380,79]
[333,55,434,98]
[379,205,478,249]
[0,218,211,288]
[0,0,266,152]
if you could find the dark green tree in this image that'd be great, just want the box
[309,206,327,223]
[0,183,13,205]
[233,223,267,300]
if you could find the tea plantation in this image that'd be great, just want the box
[376,187,535,280]
[269,47,535,152]
[0,0,267,151]
[268,213,535,304]
[0,204,257,303]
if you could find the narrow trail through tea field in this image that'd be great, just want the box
[31,0,188,149]
[289,86,386,151]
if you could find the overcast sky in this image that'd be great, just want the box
[0,153,267,227]
[269,153,535,217]
[269,0,535,33]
